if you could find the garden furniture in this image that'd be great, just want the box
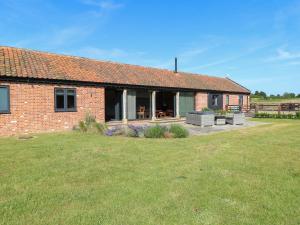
[215,115,226,125]
[137,106,146,119]
[186,111,215,127]
[226,112,245,125]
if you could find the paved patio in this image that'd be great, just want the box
[180,119,268,136]
[110,118,269,136]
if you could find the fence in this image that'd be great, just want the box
[250,103,300,114]
[225,105,250,112]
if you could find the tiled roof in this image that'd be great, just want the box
[0,46,250,93]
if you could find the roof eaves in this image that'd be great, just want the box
[225,77,251,93]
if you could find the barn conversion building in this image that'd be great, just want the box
[0,46,250,135]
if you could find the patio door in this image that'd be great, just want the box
[127,90,136,120]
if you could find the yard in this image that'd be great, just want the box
[251,97,300,104]
[0,119,299,225]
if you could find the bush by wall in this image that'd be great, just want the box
[105,125,147,137]
[75,113,107,134]
[78,120,190,139]
[144,125,167,138]
[144,124,189,138]
[169,124,189,138]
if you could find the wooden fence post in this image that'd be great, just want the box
[255,104,258,114]
[278,104,281,115]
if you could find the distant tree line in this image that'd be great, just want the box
[251,91,300,99]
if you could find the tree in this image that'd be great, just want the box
[283,92,296,98]
[259,91,267,98]
[251,91,268,99]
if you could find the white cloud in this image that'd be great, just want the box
[186,56,240,71]
[81,0,123,10]
[179,48,207,59]
[266,48,300,62]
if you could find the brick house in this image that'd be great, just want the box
[0,46,250,136]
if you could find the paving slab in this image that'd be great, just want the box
[181,120,269,136]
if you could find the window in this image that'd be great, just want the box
[55,88,76,112]
[239,95,243,106]
[226,95,229,105]
[212,94,219,106]
[0,86,10,113]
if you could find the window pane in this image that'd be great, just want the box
[67,95,75,109]
[55,88,76,111]
[67,90,75,95]
[56,89,64,95]
[239,95,243,105]
[56,94,65,110]
[0,87,9,112]
[212,95,218,106]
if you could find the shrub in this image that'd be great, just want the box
[169,124,189,138]
[202,107,211,112]
[163,131,174,138]
[78,121,88,132]
[254,112,299,120]
[105,125,146,137]
[94,123,108,135]
[84,113,96,128]
[144,125,167,138]
[76,113,107,134]
[128,125,146,137]
[214,109,227,115]
[125,127,139,137]
[105,126,124,136]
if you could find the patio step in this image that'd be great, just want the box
[150,118,186,124]
[106,118,186,128]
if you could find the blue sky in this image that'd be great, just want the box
[0,0,299,94]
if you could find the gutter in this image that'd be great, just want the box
[0,76,251,95]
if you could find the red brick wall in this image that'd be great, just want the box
[0,82,105,136]
[195,92,249,112]
[195,92,208,111]
[243,95,250,109]
[223,94,250,110]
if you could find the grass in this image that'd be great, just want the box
[251,97,300,103]
[0,119,299,225]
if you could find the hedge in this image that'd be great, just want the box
[255,112,300,119]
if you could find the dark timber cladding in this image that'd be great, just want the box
[179,92,195,116]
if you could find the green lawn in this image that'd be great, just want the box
[0,120,300,225]
[251,97,300,104]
